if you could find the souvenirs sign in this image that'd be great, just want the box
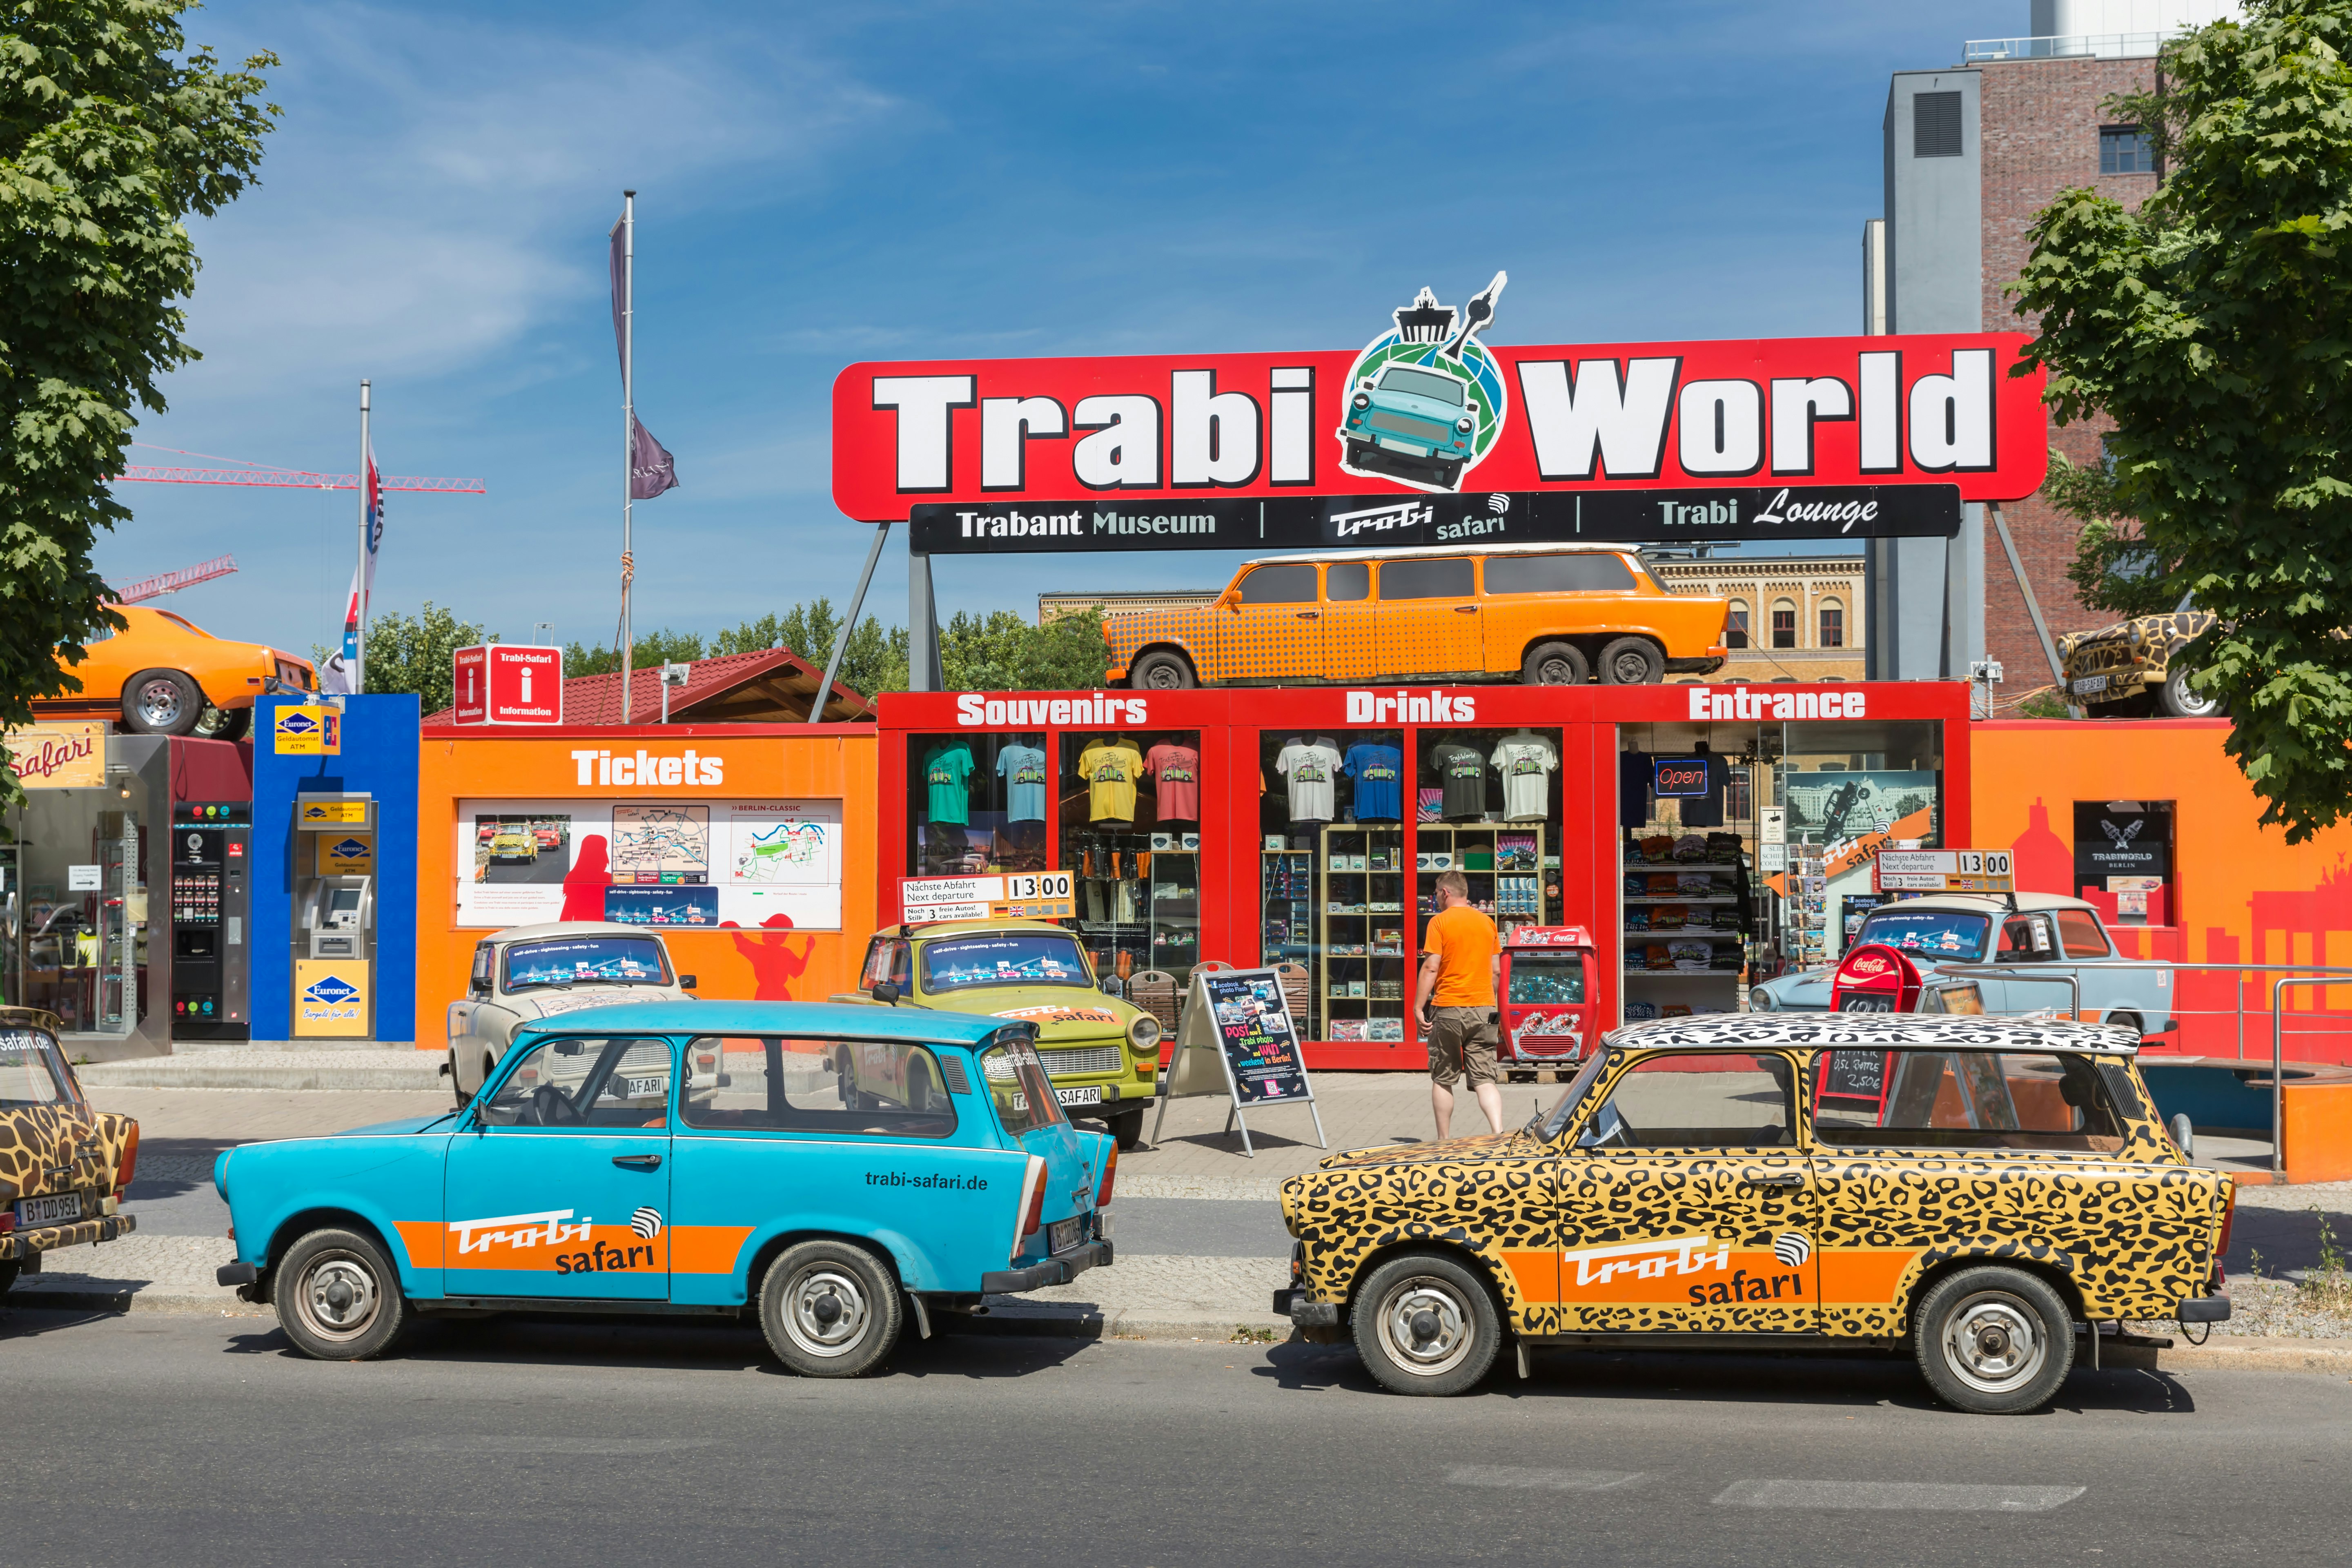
[1151,965,1326,1158]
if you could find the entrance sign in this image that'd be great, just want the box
[900,871,1076,923]
[1150,966,1327,1158]
[1875,849,2015,893]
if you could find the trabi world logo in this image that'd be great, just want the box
[1336,272,1510,496]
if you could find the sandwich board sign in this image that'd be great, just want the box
[1149,965,1326,1158]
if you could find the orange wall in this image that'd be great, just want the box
[415,724,877,1051]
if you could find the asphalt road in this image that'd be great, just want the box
[7,1309,2347,1567]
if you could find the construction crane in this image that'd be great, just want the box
[112,466,486,493]
[109,555,239,604]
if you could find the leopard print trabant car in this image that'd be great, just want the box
[2056,609,2217,717]
[0,1009,139,1290]
[1275,1014,2233,1404]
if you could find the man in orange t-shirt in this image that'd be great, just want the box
[1415,870,1503,1138]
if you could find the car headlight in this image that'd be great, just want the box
[1457,416,1474,433]
[1127,1014,1162,1052]
[1351,392,1371,410]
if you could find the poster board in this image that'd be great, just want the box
[1150,965,1325,1158]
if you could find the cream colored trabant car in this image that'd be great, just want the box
[445,922,697,1098]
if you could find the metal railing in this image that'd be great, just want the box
[1962,31,2172,62]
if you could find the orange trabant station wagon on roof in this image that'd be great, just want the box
[1102,543,1730,690]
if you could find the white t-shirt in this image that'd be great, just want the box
[1276,739,1343,823]
[1490,735,1558,822]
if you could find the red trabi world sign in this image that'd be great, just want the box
[452,645,563,726]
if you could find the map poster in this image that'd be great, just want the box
[612,804,710,885]
[604,884,720,927]
[1202,969,1311,1105]
[729,801,839,886]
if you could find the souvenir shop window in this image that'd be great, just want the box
[1259,726,1406,1045]
[1763,719,1944,978]
[1617,724,1757,1023]
[1056,728,1203,994]
[908,733,1051,878]
[1411,723,1565,1011]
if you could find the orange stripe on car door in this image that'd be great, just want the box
[1817,1248,1922,1306]
[1500,1248,1560,1305]
[669,1226,756,1276]
[393,1221,444,1269]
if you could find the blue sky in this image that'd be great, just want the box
[111,0,2024,664]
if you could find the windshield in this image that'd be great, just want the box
[0,1028,75,1108]
[502,936,673,992]
[1855,908,1990,960]
[1377,367,1466,405]
[1508,955,1587,1004]
[921,933,1092,993]
[980,1036,1070,1136]
[1532,1048,1610,1139]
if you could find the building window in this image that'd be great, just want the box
[1914,91,1963,158]
[1726,601,1750,649]
[1819,601,1845,648]
[1770,599,1797,649]
[1726,766,1752,823]
[2100,125,2154,175]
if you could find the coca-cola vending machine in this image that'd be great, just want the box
[1498,925,1598,1074]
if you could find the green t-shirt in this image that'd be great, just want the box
[923,742,973,826]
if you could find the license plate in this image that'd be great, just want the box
[1052,1086,1102,1106]
[1048,1216,1085,1253]
[18,1192,81,1227]
[2070,674,2110,695]
[626,1076,667,1099]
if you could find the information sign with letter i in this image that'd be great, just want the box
[1150,966,1326,1158]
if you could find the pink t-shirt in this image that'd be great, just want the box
[1145,743,1200,822]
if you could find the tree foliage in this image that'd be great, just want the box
[317,602,482,717]
[0,2,276,797]
[709,599,909,698]
[2041,449,2183,618]
[2012,0,2352,841]
[941,608,1107,692]
[562,626,710,680]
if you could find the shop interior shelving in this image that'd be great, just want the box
[1621,833,1748,1015]
[1412,824,1551,951]
[1145,846,1199,989]
[1320,824,1406,1044]
[1261,847,1316,1038]
[1066,825,1152,989]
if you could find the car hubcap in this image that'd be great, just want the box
[1942,1291,2045,1393]
[784,1266,870,1357]
[137,678,185,728]
[2172,673,2218,715]
[1377,1278,1471,1376]
[298,1255,381,1341]
[1539,657,1575,684]
[1612,653,1648,683]
[1147,666,1180,689]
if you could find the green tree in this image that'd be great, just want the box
[940,607,1107,691]
[711,597,909,699]
[562,627,706,679]
[2012,0,2352,841]
[317,602,482,716]
[0,2,277,797]
[2042,449,2182,618]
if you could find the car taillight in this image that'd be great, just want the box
[1097,1141,1117,1207]
[115,1123,140,1193]
[2216,1180,2237,1265]
[1011,1154,1047,1263]
[0,1213,14,1234]
[1023,1170,1047,1236]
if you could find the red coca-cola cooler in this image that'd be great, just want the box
[1830,942,1924,1013]
[1499,925,1599,1069]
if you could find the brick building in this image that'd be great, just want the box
[1650,557,1867,682]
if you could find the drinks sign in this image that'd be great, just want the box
[2,722,103,789]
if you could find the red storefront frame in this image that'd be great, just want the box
[876,681,1973,1069]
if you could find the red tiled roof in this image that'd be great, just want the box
[424,646,871,725]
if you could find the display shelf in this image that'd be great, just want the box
[1321,824,1407,1041]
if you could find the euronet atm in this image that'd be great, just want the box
[292,792,376,1037]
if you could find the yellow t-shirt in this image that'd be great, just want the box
[1078,742,1143,822]
[1423,904,1498,1008]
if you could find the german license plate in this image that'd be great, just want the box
[1048,1216,1085,1253]
[626,1076,666,1099]
[18,1192,80,1227]
[2070,674,2110,695]
[1052,1086,1102,1106]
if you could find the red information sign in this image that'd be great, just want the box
[451,644,564,727]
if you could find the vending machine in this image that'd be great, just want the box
[169,800,251,1038]
[1497,925,1599,1074]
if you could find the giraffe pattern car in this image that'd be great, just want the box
[0,1011,139,1276]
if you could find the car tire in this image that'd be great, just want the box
[1520,641,1590,686]
[2105,1011,2144,1042]
[194,705,252,742]
[121,668,205,735]
[760,1239,904,1378]
[1596,637,1665,686]
[1107,1106,1145,1151]
[1912,1265,2074,1414]
[275,1227,410,1361]
[1130,650,1196,691]
[0,1260,18,1296]
[1351,1250,1504,1397]
[2158,664,2223,718]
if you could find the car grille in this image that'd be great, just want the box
[1043,1044,1124,1078]
[1367,410,1453,444]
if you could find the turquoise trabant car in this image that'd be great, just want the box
[213,1000,1114,1375]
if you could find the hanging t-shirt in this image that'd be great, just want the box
[1432,742,1488,821]
[1077,740,1144,822]
[1144,742,1201,822]
[1490,734,1559,822]
[996,744,1049,823]
[1275,739,1343,823]
[1342,743,1404,822]
[923,742,973,826]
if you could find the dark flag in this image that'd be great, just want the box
[610,208,679,498]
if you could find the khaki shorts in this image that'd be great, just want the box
[1427,1006,1500,1088]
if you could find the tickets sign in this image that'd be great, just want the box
[1875,849,2016,893]
[900,871,1076,923]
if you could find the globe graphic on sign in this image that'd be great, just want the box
[1344,333,1510,469]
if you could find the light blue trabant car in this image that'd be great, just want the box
[1750,892,2176,1038]
[1340,363,1480,491]
[214,1000,1114,1375]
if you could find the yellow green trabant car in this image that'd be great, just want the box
[840,920,1163,1148]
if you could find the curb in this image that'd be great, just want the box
[6,1284,268,1316]
[77,1065,444,1091]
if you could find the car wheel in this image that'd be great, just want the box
[1596,637,1665,686]
[275,1227,409,1361]
[193,705,252,742]
[2105,1011,2144,1042]
[1130,650,1196,691]
[1912,1265,2074,1414]
[121,668,205,735]
[0,1260,18,1296]
[760,1239,904,1378]
[1351,1250,1503,1397]
[2159,664,2224,718]
[1520,640,1590,686]
[1107,1106,1145,1151]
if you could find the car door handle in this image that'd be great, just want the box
[1748,1172,1804,1187]
[612,1153,662,1171]
[1296,611,1320,619]
[1454,605,1478,613]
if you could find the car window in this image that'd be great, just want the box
[1579,1051,1795,1149]
[1536,1049,1611,1139]
[502,935,673,991]
[1379,557,1475,601]
[1485,553,1638,595]
[921,933,1092,992]
[1855,908,1989,959]
[1235,564,1318,605]
[1996,915,2057,962]
[1376,367,1466,405]
[0,1027,74,1108]
[1812,1049,2126,1152]
[469,943,493,996]
[155,611,207,636]
[477,1037,676,1129]
[680,1036,958,1138]
[2054,909,2111,958]
[1325,561,1370,601]
[979,1037,1069,1137]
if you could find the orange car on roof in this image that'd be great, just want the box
[41,605,317,739]
[1103,544,1730,690]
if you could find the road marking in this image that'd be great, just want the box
[1447,1465,1646,1492]
[390,1436,717,1455]
[1713,1480,2086,1512]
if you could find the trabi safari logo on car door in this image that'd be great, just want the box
[1336,273,1510,497]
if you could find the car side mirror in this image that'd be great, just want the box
[677,974,696,991]
[874,981,900,1006]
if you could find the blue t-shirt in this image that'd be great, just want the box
[1343,744,1404,822]
[997,744,1049,823]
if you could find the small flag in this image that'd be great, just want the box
[610,207,680,500]
[321,454,384,695]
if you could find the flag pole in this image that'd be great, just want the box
[355,378,371,693]
[620,189,636,723]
